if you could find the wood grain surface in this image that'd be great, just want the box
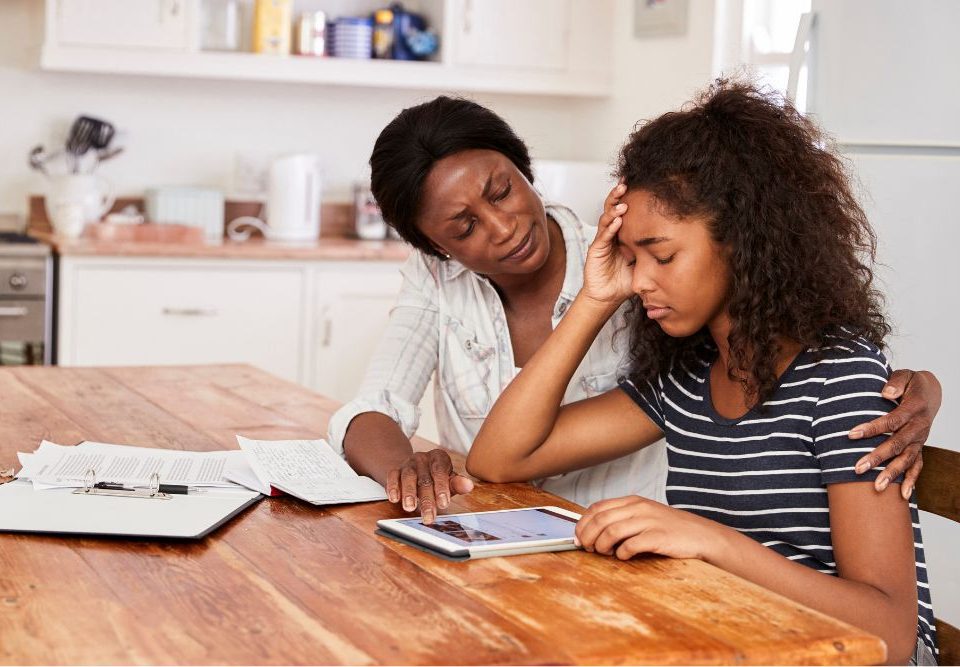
[0,365,887,665]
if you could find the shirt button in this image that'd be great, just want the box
[465,340,473,350]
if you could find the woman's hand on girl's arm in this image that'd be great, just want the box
[850,369,942,498]
[582,183,634,308]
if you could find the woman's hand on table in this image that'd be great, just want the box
[850,368,942,499]
[385,448,474,524]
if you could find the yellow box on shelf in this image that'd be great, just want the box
[253,0,292,55]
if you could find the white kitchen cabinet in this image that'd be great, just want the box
[450,0,569,71]
[308,261,439,442]
[52,0,193,51]
[58,257,308,383]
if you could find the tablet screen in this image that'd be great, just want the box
[394,508,577,547]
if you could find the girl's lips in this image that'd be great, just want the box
[645,306,671,320]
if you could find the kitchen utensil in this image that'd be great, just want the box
[65,116,116,172]
[28,146,49,177]
[45,174,115,238]
[227,154,321,242]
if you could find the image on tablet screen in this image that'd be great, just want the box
[397,508,576,547]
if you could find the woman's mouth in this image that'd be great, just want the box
[501,226,536,262]
[645,305,671,320]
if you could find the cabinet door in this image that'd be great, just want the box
[63,263,306,383]
[312,262,439,442]
[55,0,191,50]
[451,0,570,70]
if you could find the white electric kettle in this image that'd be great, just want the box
[227,154,322,242]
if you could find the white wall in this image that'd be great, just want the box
[0,0,717,216]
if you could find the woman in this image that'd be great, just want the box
[328,96,940,523]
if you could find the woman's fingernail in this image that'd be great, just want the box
[855,460,869,474]
[616,203,627,211]
[883,386,897,396]
[573,536,581,547]
[423,510,435,524]
[877,477,889,492]
[389,490,399,503]
[849,429,864,439]
[438,493,448,508]
[903,485,913,500]
[403,497,415,511]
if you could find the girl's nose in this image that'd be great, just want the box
[631,266,656,296]
[488,212,517,244]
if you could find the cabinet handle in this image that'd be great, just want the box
[162,307,218,317]
[322,317,332,347]
[0,306,28,318]
[463,0,473,34]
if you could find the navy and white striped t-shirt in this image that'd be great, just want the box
[619,334,937,659]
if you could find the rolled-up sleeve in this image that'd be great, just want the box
[327,252,441,457]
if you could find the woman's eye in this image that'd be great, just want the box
[456,218,477,240]
[656,253,676,265]
[493,181,511,202]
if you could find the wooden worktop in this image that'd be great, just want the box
[0,365,887,665]
[33,231,411,261]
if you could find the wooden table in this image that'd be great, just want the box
[0,365,886,665]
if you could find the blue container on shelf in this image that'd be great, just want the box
[390,3,437,60]
[329,16,373,59]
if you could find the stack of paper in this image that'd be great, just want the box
[225,436,387,505]
[15,440,248,491]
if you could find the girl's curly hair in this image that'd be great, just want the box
[618,78,890,406]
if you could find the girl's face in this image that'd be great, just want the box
[416,149,551,277]
[617,189,731,337]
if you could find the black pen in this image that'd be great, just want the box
[93,482,204,495]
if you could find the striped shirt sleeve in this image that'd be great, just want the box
[618,375,667,431]
[810,340,900,486]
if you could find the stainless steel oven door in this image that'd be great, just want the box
[0,299,46,365]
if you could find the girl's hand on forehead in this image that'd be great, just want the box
[581,183,634,309]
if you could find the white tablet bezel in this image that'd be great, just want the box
[376,505,582,556]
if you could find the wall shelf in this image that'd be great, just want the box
[40,44,611,97]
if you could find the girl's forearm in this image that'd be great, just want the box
[468,295,619,474]
[706,526,917,664]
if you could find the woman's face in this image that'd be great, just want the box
[416,149,551,277]
[617,189,731,337]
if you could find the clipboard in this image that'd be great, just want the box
[0,476,261,540]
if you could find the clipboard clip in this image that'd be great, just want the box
[72,469,171,500]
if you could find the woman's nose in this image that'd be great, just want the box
[488,212,517,244]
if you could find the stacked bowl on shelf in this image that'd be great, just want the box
[328,17,373,59]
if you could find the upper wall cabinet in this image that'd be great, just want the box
[55,0,192,50]
[41,0,614,97]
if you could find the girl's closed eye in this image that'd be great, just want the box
[655,253,676,265]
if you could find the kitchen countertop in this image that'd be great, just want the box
[29,231,411,261]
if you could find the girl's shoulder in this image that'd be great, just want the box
[791,329,891,401]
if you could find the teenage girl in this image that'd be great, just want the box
[466,80,937,665]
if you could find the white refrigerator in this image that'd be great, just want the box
[796,0,960,629]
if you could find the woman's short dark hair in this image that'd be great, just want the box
[370,96,534,258]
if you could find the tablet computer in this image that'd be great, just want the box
[376,506,582,559]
